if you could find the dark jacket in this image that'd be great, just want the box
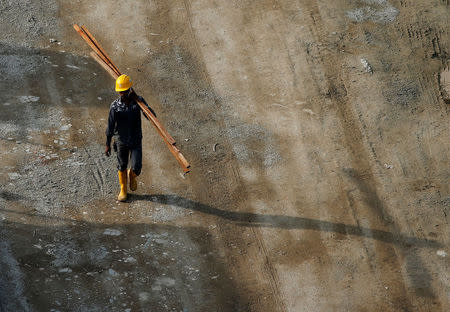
[106,95,151,148]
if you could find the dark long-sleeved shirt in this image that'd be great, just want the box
[105,95,151,148]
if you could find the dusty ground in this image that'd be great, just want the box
[0,0,449,311]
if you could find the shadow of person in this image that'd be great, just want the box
[129,194,442,249]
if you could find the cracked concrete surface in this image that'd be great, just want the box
[0,0,449,311]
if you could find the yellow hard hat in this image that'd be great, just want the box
[115,74,133,92]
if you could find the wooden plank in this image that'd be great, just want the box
[137,102,189,169]
[73,24,118,76]
[90,52,119,79]
[81,25,121,76]
[162,135,191,173]
[79,26,121,76]
[74,24,108,63]
[176,149,191,171]
[136,96,176,145]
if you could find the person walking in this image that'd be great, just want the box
[105,74,153,202]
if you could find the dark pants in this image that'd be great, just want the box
[114,141,142,175]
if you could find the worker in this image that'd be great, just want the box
[104,74,153,202]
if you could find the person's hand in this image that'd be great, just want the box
[105,145,111,157]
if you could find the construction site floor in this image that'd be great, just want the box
[0,1,449,311]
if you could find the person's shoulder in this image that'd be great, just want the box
[110,98,121,109]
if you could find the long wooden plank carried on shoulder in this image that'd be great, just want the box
[90,51,119,79]
[134,95,176,146]
[73,25,113,72]
[81,25,121,76]
[161,134,191,173]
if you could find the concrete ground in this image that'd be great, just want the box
[0,1,449,311]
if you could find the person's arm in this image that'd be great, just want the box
[105,105,115,156]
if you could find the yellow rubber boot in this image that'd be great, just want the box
[117,170,127,202]
[128,169,137,191]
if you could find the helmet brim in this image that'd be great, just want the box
[115,86,131,92]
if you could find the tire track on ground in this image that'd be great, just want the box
[180,1,287,310]
[84,146,104,196]
[305,0,447,308]
[250,226,287,312]
[299,0,432,309]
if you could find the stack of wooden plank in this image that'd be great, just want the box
[73,24,190,173]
